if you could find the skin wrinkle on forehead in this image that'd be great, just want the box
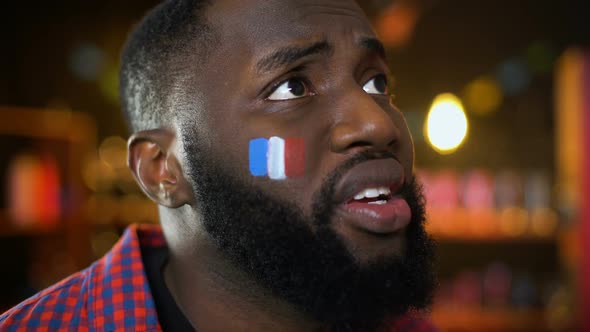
[200,0,379,111]
[294,2,369,23]
[202,5,383,112]
[255,40,334,75]
[207,0,372,46]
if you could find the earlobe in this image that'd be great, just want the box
[127,129,193,208]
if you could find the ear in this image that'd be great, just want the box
[127,129,193,208]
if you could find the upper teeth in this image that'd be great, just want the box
[353,187,391,200]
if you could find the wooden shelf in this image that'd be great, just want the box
[429,232,557,244]
[430,305,548,331]
[424,207,560,244]
[0,222,63,237]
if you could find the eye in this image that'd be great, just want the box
[267,78,311,101]
[362,74,389,95]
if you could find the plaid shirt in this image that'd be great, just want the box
[0,224,438,332]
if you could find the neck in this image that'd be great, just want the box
[161,210,327,332]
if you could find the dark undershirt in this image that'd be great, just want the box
[141,244,195,332]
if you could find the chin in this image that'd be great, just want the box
[332,222,408,264]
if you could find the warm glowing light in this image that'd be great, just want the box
[463,76,503,116]
[499,207,529,237]
[9,153,61,227]
[99,66,120,104]
[375,2,419,48]
[425,93,469,154]
[99,136,127,169]
[530,208,558,237]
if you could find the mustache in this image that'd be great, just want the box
[330,150,399,180]
[321,149,405,202]
[311,150,412,227]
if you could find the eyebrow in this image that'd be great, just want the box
[358,37,386,60]
[255,40,334,74]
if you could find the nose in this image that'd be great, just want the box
[329,88,401,154]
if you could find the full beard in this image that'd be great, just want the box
[182,133,436,332]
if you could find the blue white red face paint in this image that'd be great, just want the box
[249,137,305,180]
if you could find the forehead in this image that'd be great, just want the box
[206,0,375,49]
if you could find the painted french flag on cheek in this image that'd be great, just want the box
[249,137,305,180]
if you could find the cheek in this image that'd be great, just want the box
[248,137,306,180]
[244,135,318,216]
[389,111,415,173]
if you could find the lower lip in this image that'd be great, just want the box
[337,197,412,234]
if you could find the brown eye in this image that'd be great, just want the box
[267,78,309,100]
[363,74,388,95]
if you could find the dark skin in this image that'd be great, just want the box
[128,0,415,330]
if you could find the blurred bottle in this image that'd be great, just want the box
[482,262,512,307]
[494,170,524,209]
[453,269,482,307]
[7,152,61,230]
[462,170,496,236]
[433,279,455,306]
[511,273,538,308]
[544,282,574,331]
[525,171,559,237]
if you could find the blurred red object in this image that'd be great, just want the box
[8,153,61,229]
[375,1,420,48]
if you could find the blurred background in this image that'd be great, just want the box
[0,0,588,330]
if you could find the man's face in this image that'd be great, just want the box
[173,0,434,328]
[182,0,416,262]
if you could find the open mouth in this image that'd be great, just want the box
[331,159,412,235]
[349,186,393,205]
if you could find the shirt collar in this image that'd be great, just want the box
[88,224,165,332]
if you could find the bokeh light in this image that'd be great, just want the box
[526,41,557,75]
[463,76,503,116]
[82,154,115,192]
[8,153,61,228]
[496,58,531,96]
[69,43,106,82]
[425,93,469,154]
[99,65,120,105]
[375,2,419,48]
[499,207,529,237]
[98,136,127,170]
[530,208,559,237]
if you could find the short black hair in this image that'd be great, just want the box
[119,0,216,132]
